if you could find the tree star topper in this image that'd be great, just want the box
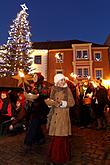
[20,4,28,11]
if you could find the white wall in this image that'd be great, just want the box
[30,49,48,80]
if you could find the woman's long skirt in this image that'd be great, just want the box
[48,136,71,164]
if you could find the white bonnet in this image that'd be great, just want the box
[54,73,65,85]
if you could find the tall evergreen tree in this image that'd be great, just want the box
[0,4,32,77]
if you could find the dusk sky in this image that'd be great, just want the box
[0,0,110,45]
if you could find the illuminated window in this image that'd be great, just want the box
[82,51,88,59]
[77,67,89,78]
[76,51,82,58]
[34,55,41,64]
[77,68,82,77]
[95,69,102,78]
[56,69,63,74]
[83,68,88,77]
[94,52,101,61]
[56,53,64,63]
[76,50,88,59]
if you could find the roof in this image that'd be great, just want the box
[32,39,107,50]
[104,33,110,46]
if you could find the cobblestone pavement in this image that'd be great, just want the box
[0,126,110,165]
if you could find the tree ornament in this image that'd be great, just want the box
[20,4,28,11]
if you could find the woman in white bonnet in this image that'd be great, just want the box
[45,73,75,165]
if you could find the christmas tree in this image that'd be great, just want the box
[0,4,32,77]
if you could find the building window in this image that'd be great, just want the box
[83,68,88,77]
[94,52,101,61]
[77,67,89,78]
[76,50,88,59]
[34,55,41,64]
[56,53,64,63]
[56,69,63,74]
[95,69,103,79]
[77,68,82,77]
[82,51,88,59]
[76,51,82,58]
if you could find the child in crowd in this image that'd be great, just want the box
[9,99,26,133]
[0,91,12,123]
[0,91,12,135]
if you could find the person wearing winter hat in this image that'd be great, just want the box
[45,73,75,165]
[54,73,65,86]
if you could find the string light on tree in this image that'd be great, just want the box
[0,4,33,77]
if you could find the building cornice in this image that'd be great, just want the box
[72,43,92,47]
[92,47,109,50]
[48,49,72,52]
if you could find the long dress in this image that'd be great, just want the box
[24,96,49,146]
[46,85,75,164]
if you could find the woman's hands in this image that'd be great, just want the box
[45,98,67,108]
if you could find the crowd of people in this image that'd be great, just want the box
[72,78,110,130]
[0,73,110,165]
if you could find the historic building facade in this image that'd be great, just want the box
[32,40,109,83]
